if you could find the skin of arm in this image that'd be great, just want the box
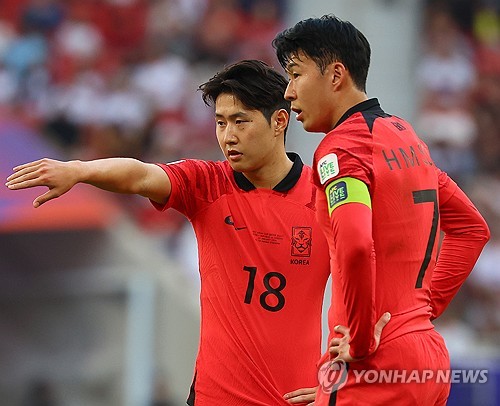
[6,157,171,207]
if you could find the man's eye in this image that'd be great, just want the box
[217,121,226,126]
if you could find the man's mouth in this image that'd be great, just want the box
[292,107,303,121]
[227,150,242,160]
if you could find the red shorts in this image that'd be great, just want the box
[315,329,451,406]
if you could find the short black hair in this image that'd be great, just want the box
[273,15,371,92]
[199,59,291,125]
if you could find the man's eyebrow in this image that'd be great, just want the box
[285,61,299,73]
[215,112,251,119]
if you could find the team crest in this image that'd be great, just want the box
[291,227,312,257]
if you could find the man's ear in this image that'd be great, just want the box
[273,109,290,134]
[331,62,348,90]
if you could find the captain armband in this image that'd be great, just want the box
[325,177,371,216]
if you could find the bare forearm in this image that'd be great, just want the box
[78,158,153,195]
[6,157,170,207]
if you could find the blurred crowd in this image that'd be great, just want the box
[0,0,287,245]
[0,0,286,160]
[418,0,500,357]
[1,0,499,361]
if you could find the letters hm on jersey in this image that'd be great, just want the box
[291,227,312,257]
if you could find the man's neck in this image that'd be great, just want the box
[243,152,293,189]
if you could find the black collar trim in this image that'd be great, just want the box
[233,152,303,192]
[334,98,380,129]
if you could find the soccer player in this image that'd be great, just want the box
[6,60,331,405]
[273,15,491,405]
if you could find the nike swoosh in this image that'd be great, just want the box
[224,216,247,231]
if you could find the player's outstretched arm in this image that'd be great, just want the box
[6,157,171,208]
[283,386,317,405]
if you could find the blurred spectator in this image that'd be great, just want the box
[43,66,106,155]
[416,6,477,187]
[2,15,49,84]
[0,19,16,56]
[0,63,18,107]
[146,0,207,58]
[21,0,64,36]
[465,236,500,347]
[420,0,500,359]
[473,4,500,174]
[53,3,103,64]
[192,0,245,64]
[131,36,192,116]
[235,0,285,65]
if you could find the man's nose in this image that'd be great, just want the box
[224,125,237,144]
[284,82,296,101]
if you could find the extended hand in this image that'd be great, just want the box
[329,312,391,363]
[6,158,79,207]
[283,386,317,405]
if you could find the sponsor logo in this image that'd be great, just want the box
[318,153,339,184]
[224,215,247,231]
[328,181,348,209]
[291,227,312,257]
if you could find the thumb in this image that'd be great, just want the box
[33,189,60,207]
[374,312,391,340]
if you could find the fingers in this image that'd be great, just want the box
[284,386,317,404]
[374,312,391,339]
[7,160,42,181]
[328,337,341,356]
[7,176,46,190]
[6,168,38,184]
[12,159,45,173]
[334,324,350,336]
[6,161,45,188]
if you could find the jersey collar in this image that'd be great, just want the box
[233,152,303,192]
[334,98,380,129]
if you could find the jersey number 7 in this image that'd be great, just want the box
[412,189,439,288]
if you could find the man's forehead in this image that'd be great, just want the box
[285,51,309,69]
[215,95,253,117]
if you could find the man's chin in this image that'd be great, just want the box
[227,161,244,172]
[302,122,326,134]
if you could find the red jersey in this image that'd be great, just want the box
[313,99,489,360]
[153,153,330,405]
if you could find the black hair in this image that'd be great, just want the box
[199,59,291,130]
[273,14,371,92]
